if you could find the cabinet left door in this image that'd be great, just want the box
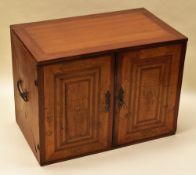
[41,55,114,164]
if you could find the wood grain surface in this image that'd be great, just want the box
[114,44,184,145]
[41,54,114,163]
[11,8,187,63]
[11,31,40,162]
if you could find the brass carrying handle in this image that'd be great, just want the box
[118,86,124,108]
[105,90,111,112]
[17,80,28,102]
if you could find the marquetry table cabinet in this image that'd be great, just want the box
[11,8,187,165]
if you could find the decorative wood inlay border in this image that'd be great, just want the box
[53,67,101,151]
[127,55,172,134]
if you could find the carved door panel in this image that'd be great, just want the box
[114,44,183,145]
[43,55,114,162]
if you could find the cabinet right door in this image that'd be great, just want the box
[114,44,185,145]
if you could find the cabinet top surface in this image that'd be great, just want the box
[11,8,187,63]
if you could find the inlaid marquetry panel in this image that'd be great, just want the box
[43,55,113,162]
[55,68,100,151]
[115,44,183,145]
[127,57,171,133]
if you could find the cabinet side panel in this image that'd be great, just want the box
[11,30,40,162]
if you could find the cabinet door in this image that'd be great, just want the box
[114,44,184,145]
[42,55,114,163]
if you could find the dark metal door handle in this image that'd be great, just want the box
[119,86,124,108]
[17,79,28,102]
[105,90,111,112]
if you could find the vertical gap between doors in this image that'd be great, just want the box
[111,52,118,146]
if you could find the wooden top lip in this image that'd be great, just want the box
[11,8,188,64]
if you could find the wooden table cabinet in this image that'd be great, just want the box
[10,8,188,165]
